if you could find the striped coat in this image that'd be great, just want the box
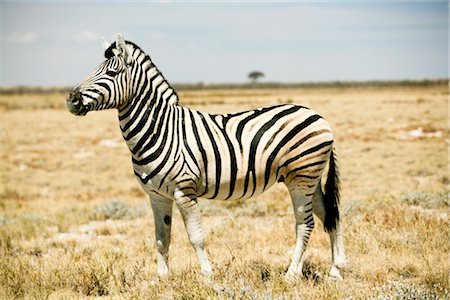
[67,34,347,280]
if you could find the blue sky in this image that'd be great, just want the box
[0,1,448,86]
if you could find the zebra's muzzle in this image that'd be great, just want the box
[67,88,89,116]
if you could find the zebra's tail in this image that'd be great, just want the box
[323,147,341,232]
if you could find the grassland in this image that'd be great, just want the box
[0,84,449,299]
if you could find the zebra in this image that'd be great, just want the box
[67,34,347,280]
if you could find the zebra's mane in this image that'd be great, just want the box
[104,40,179,106]
[104,40,143,60]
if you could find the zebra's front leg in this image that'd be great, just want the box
[286,189,315,278]
[150,194,173,276]
[175,191,213,275]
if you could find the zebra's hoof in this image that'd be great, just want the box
[328,265,344,280]
[284,271,302,284]
[149,276,161,286]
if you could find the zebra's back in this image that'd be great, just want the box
[179,103,334,200]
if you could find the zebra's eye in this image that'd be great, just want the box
[106,70,117,77]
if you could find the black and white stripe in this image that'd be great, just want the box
[68,34,346,279]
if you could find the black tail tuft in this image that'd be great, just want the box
[323,148,341,232]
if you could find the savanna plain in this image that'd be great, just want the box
[0,84,449,299]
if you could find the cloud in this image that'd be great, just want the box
[64,30,99,43]
[2,32,38,44]
[74,30,98,43]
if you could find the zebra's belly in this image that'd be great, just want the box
[199,164,281,201]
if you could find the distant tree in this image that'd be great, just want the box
[248,71,265,83]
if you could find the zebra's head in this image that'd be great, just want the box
[67,34,135,116]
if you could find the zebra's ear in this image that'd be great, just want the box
[116,33,133,65]
[101,36,111,52]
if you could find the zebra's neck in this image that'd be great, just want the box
[118,50,180,163]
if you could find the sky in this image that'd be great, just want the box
[0,1,448,86]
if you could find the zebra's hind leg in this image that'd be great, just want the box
[286,188,315,278]
[313,184,347,280]
[174,191,213,275]
[150,194,174,277]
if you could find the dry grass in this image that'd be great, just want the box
[0,85,449,299]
